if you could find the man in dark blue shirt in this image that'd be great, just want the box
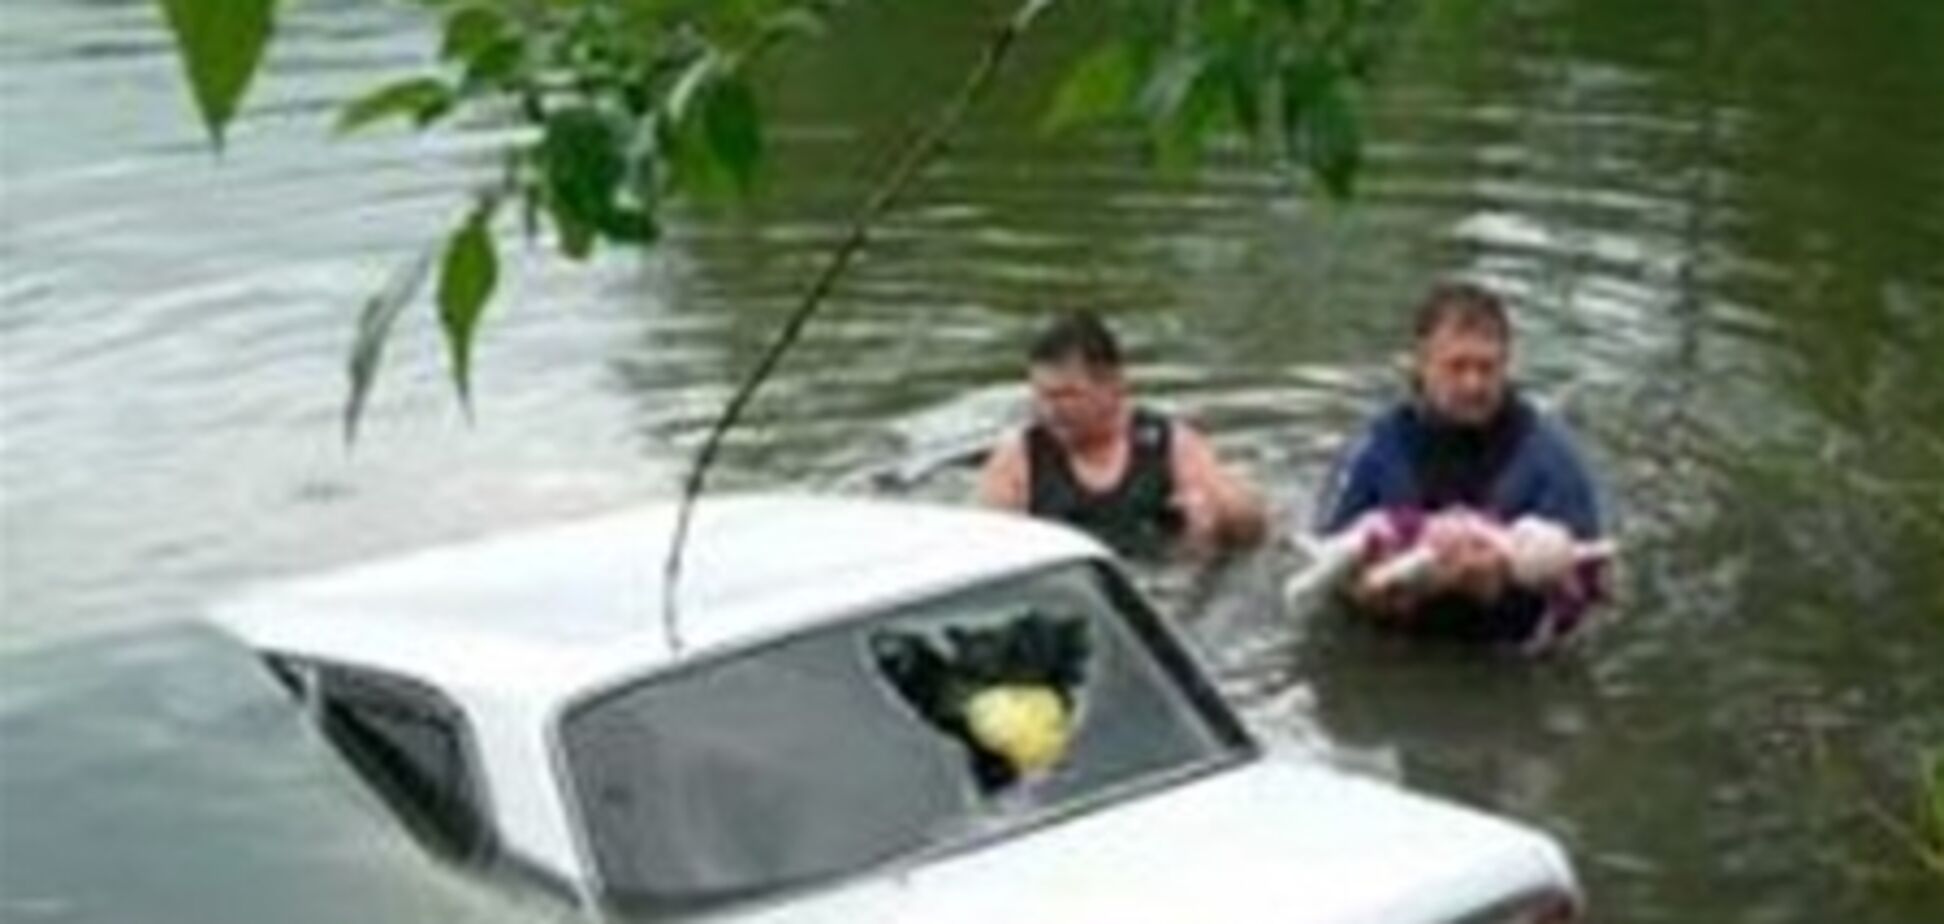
[1317,282,1607,645]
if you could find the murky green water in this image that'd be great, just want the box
[3,0,1941,921]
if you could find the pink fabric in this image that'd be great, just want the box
[1365,506,1608,648]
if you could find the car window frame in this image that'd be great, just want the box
[268,654,499,864]
[549,556,1259,917]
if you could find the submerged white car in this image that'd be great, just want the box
[209,495,1582,923]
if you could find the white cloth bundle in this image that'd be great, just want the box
[1283,511,1613,613]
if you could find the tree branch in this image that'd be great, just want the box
[658,0,1057,652]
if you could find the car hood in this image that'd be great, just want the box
[734,755,1575,924]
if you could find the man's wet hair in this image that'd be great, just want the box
[1413,281,1512,344]
[1028,310,1123,370]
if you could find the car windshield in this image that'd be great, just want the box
[558,561,1250,914]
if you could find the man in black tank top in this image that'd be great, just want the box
[978,312,1266,557]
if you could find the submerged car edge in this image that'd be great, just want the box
[208,494,1583,922]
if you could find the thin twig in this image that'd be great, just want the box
[1856,795,1944,878]
[1807,724,1944,879]
[659,0,1056,652]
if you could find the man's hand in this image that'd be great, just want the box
[1350,563,1423,617]
[1172,484,1222,549]
[975,431,1030,511]
[1169,424,1267,548]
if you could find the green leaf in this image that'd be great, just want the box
[1283,60,1362,199]
[662,115,718,200]
[1141,52,1227,170]
[543,108,624,213]
[1225,75,1261,140]
[598,207,659,244]
[697,72,763,194]
[598,142,661,243]
[1219,49,1265,141]
[437,205,499,412]
[335,77,452,135]
[665,53,719,131]
[540,107,626,258]
[460,37,525,91]
[1279,57,1329,129]
[760,7,828,41]
[1041,40,1136,134]
[665,54,763,198]
[161,0,278,149]
[1302,79,1362,199]
[1138,51,1206,124]
[553,208,597,260]
[440,5,505,63]
[343,250,434,446]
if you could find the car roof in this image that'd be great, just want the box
[209,494,1110,705]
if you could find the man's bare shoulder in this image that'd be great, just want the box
[1165,418,1220,465]
[984,426,1031,465]
[976,426,1032,509]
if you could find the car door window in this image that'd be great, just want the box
[560,562,1249,914]
[297,662,490,860]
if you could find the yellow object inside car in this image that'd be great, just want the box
[964,684,1072,776]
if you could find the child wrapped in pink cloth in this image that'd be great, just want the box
[1285,508,1613,651]
[1305,282,1613,650]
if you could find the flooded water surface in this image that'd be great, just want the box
[3,0,1942,921]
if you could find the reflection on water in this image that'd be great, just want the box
[3,0,1942,920]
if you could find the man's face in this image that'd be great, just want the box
[1029,360,1125,447]
[1415,325,1510,426]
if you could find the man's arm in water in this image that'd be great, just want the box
[976,430,1029,511]
[1318,424,1422,616]
[1170,424,1268,547]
